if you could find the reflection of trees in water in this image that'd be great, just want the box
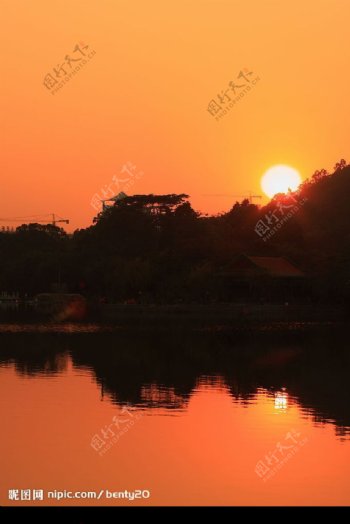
[140,384,189,410]
[1,327,350,435]
[0,333,69,375]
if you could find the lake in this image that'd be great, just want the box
[0,323,349,506]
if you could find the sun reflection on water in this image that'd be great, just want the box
[274,390,288,410]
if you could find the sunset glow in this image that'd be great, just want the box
[1,0,350,510]
[261,165,301,198]
[1,1,350,228]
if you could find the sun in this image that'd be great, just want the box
[261,165,301,198]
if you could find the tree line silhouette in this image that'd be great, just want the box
[1,325,349,436]
[1,159,349,304]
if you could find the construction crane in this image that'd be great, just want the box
[0,214,70,227]
[49,214,70,226]
[245,192,262,205]
[202,192,262,205]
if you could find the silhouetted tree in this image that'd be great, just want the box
[1,163,350,303]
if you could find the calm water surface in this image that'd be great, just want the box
[0,323,349,506]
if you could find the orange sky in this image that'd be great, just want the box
[1,0,349,230]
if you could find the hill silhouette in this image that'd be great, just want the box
[0,160,349,303]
